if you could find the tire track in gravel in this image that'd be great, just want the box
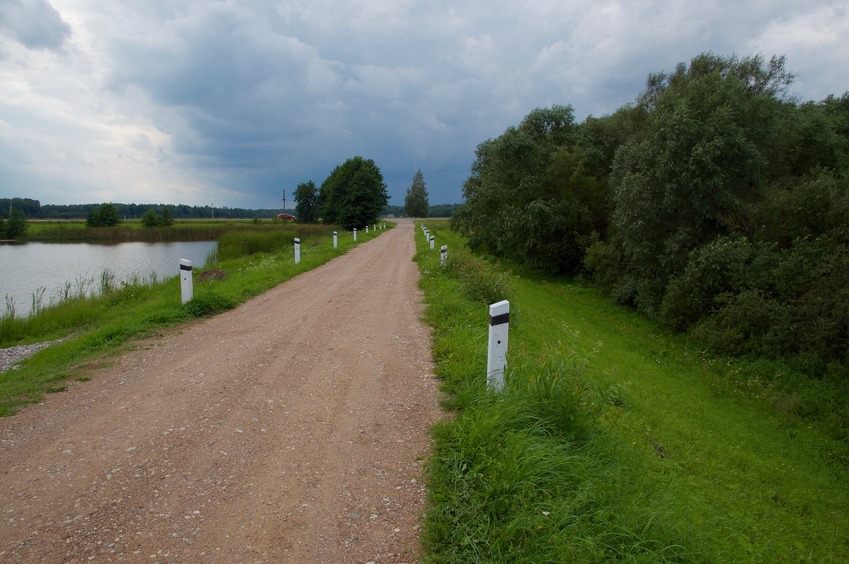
[0,218,441,563]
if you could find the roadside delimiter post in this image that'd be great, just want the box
[440,244,448,267]
[294,238,301,264]
[333,231,338,249]
[487,300,510,392]
[180,259,193,305]
[353,228,357,241]
[429,234,435,250]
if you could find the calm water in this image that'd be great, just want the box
[0,241,217,317]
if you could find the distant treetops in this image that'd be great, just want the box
[294,156,389,230]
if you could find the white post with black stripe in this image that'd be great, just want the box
[179,259,193,305]
[333,231,338,249]
[294,238,301,264]
[487,300,510,392]
[429,234,435,250]
[440,244,448,267]
[353,228,357,241]
[366,225,369,233]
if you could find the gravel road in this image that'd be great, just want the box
[0,218,442,563]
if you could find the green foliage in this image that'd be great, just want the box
[319,156,388,229]
[294,180,320,223]
[459,104,615,274]
[2,209,28,239]
[404,169,430,217]
[141,207,175,227]
[181,291,236,317]
[443,250,512,305]
[457,51,849,377]
[86,203,122,227]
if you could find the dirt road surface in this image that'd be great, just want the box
[0,218,442,563]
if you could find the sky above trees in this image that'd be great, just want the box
[1,0,847,208]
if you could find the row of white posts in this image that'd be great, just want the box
[421,223,509,392]
[179,222,388,304]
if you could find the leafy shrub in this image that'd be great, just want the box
[86,203,121,227]
[507,198,594,274]
[181,291,236,317]
[691,290,787,357]
[444,252,512,305]
[659,236,755,330]
[583,237,623,292]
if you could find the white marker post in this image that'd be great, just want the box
[179,259,193,304]
[366,225,369,233]
[353,228,357,241]
[429,234,435,250]
[333,231,338,249]
[440,244,448,267]
[487,300,510,392]
[294,238,301,264]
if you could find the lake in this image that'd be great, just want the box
[0,241,217,317]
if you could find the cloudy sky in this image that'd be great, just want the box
[1,1,847,210]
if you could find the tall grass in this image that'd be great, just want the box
[217,229,296,260]
[416,220,849,562]
[24,219,333,243]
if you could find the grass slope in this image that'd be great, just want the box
[416,220,847,562]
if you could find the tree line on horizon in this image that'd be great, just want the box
[0,199,284,221]
[452,52,849,379]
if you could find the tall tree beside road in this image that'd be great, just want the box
[320,156,388,229]
[294,180,320,223]
[404,170,430,217]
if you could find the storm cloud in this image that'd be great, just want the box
[1,1,847,209]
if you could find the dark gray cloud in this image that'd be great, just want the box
[0,0,70,51]
[0,1,847,209]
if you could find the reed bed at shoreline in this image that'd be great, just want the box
[24,219,326,243]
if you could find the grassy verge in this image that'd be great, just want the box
[0,222,391,416]
[416,220,848,562]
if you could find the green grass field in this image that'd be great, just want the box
[416,220,848,562]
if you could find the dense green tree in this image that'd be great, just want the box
[141,208,159,227]
[86,203,122,227]
[459,104,612,273]
[3,209,28,239]
[161,206,174,226]
[608,53,791,312]
[294,180,320,223]
[319,157,388,229]
[140,207,175,227]
[456,51,849,373]
[404,170,430,217]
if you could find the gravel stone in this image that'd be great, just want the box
[0,219,441,562]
